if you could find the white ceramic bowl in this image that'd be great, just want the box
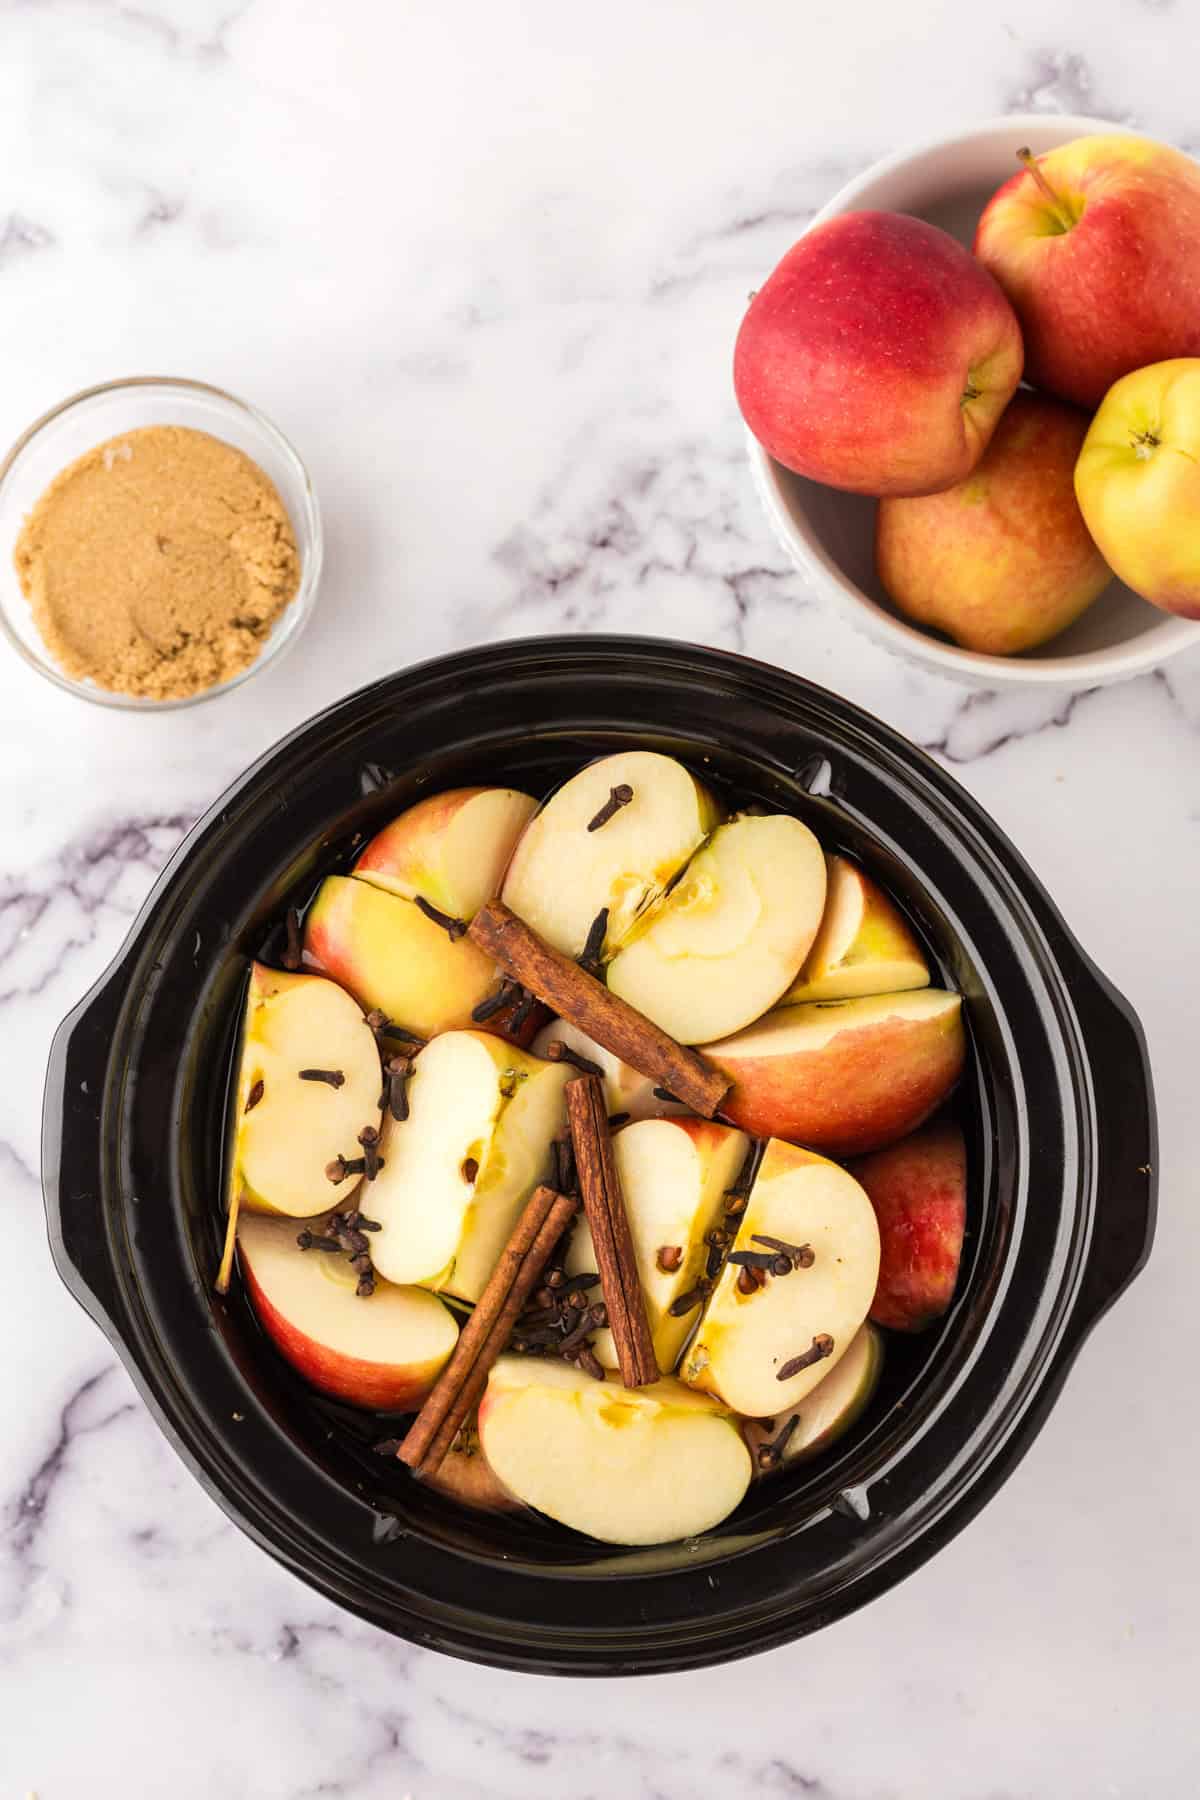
[748,114,1200,687]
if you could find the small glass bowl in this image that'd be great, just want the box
[0,376,323,709]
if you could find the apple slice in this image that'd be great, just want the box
[477,1356,752,1545]
[368,1031,571,1301]
[606,814,826,1044]
[782,854,929,1003]
[529,1018,689,1121]
[229,964,383,1220]
[565,1117,750,1372]
[421,1414,523,1514]
[303,875,498,1037]
[849,1117,967,1332]
[681,1138,880,1418]
[706,989,966,1157]
[237,1212,459,1410]
[743,1323,883,1472]
[500,751,721,960]
[353,787,538,920]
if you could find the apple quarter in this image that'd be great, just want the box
[783,853,930,1003]
[353,786,538,920]
[743,1323,884,1471]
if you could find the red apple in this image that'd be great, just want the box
[974,135,1200,409]
[876,390,1112,654]
[848,1117,967,1331]
[734,211,1023,496]
[237,1213,459,1410]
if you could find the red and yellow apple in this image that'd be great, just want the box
[1074,358,1200,619]
[237,1212,459,1410]
[975,135,1200,409]
[783,853,929,1003]
[354,787,537,920]
[303,874,498,1037]
[734,210,1023,496]
[477,1356,752,1545]
[681,1138,880,1418]
[705,989,966,1158]
[848,1116,967,1332]
[876,390,1112,654]
[606,813,827,1043]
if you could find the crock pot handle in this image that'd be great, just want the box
[1060,967,1158,1351]
[41,972,128,1340]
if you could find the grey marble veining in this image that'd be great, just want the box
[1,1,1198,1794]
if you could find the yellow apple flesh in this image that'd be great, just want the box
[353,787,537,919]
[237,1212,458,1411]
[783,853,929,1003]
[477,1356,752,1545]
[1074,358,1200,619]
[501,751,721,960]
[876,390,1112,654]
[303,874,498,1037]
[681,1138,880,1418]
[229,964,383,1220]
[606,814,827,1044]
[368,1030,571,1301]
[565,1116,750,1372]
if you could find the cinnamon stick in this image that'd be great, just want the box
[398,1184,576,1476]
[468,902,730,1119]
[566,1074,657,1388]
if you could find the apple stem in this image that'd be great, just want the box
[1017,147,1076,232]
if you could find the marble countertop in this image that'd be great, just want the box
[1,1,1197,1794]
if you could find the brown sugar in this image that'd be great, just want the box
[14,424,301,700]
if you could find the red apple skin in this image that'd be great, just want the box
[849,1118,967,1331]
[243,1259,446,1411]
[421,1428,522,1514]
[734,211,1024,497]
[710,1001,966,1158]
[876,390,1112,654]
[974,135,1200,409]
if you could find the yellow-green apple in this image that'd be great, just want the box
[228,963,382,1220]
[1074,358,1200,618]
[734,211,1023,496]
[236,1212,458,1410]
[606,814,826,1043]
[477,1356,751,1545]
[421,1414,523,1514]
[974,136,1200,409]
[876,390,1112,654]
[368,1031,571,1301]
[501,751,721,961]
[681,1139,880,1418]
[530,1018,690,1121]
[303,875,498,1037]
[705,989,966,1157]
[783,853,929,1003]
[743,1323,883,1473]
[848,1116,967,1331]
[565,1117,750,1372]
[353,787,537,919]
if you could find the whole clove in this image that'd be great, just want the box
[358,1125,383,1181]
[586,784,634,832]
[575,1346,606,1381]
[756,1413,801,1470]
[300,1067,346,1088]
[545,1040,603,1077]
[577,906,609,974]
[653,1086,681,1105]
[776,1334,835,1382]
[668,1282,710,1318]
[382,1056,412,1123]
[414,895,468,940]
[751,1234,815,1269]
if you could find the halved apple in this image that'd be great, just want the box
[782,854,929,1003]
[849,1116,967,1332]
[606,814,826,1044]
[353,787,537,920]
[529,1018,689,1121]
[368,1031,571,1301]
[229,963,383,1219]
[681,1138,880,1418]
[500,751,721,960]
[742,1323,884,1472]
[565,1116,750,1371]
[477,1356,752,1545]
[303,875,498,1037]
[421,1414,523,1514]
[237,1212,459,1410]
[706,989,966,1157]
